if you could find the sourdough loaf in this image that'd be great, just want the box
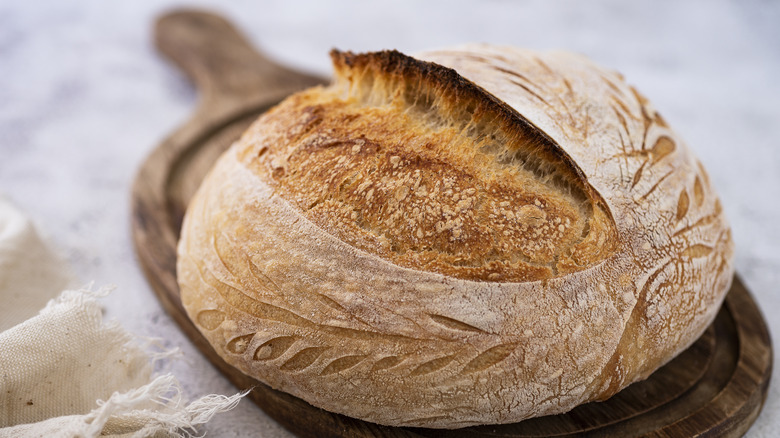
[176,44,734,428]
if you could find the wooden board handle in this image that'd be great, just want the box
[155,9,324,104]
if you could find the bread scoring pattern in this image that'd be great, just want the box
[426,46,733,400]
[187,227,526,378]
[177,45,733,428]
[237,50,619,282]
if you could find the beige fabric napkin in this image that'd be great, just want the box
[0,196,246,437]
[0,195,72,332]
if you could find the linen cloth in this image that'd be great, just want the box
[0,196,246,437]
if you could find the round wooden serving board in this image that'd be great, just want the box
[131,9,772,437]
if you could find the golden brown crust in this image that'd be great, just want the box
[177,44,734,428]
[239,50,618,282]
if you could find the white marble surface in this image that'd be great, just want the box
[1,0,778,436]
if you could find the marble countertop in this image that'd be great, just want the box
[1,0,778,436]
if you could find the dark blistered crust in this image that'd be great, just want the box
[329,49,614,218]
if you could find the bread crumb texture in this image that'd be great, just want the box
[177,45,734,428]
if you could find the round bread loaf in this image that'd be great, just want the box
[176,44,734,428]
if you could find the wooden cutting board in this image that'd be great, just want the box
[131,9,772,437]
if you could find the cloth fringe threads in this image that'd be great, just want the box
[0,288,248,438]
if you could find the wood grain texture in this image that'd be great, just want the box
[131,9,772,437]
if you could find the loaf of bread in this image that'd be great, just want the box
[176,44,734,428]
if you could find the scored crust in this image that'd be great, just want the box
[238,49,619,283]
[177,44,734,428]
